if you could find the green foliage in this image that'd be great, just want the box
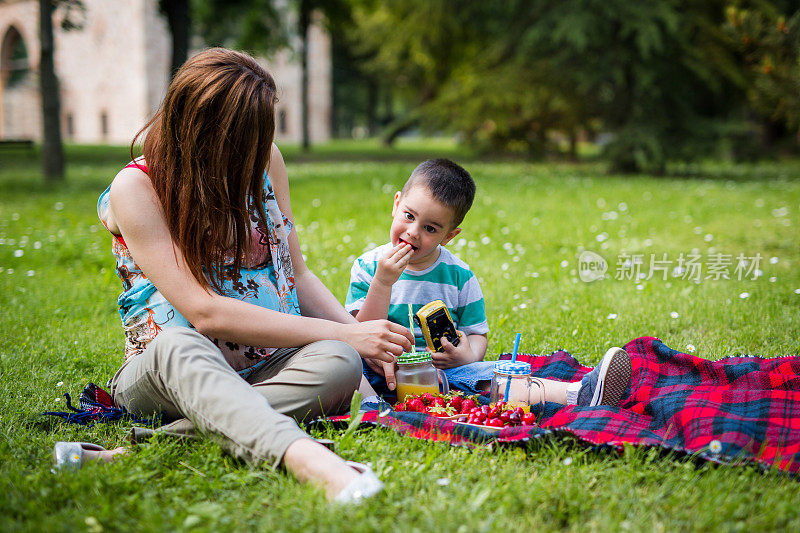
[341,1,798,170]
[725,3,800,131]
[192,0,286,54]
[1,145,800,530]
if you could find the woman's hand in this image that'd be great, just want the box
[341,319,414,361]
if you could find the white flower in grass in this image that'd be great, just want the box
[703,233,713,242]
[6,269,14,275]
[56,381,63,387]
[437,478,451,486]
[670,312,679,319]
[607,313,618,320]
[686,344,696,353]
[519,303,527,309]
[560,260,569,268]
[739,292,750,299]
[27,270,35,277]
[709,440,722,454]
[769,277,777,283]
[481,236,490,245]
[795,289,800,294]
[563,457,573,466]
[55,397,61,402]
[770,256,779,264]
[636,284,644,291]
[33,241,41,249]
[14,249,23,257]
[54,202,64,211]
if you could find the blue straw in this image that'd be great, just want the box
[503,333,522,402]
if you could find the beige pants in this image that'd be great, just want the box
[109,327,362,466]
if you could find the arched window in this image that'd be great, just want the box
[1,26,29,88]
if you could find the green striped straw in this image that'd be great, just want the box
[408,304,416,355]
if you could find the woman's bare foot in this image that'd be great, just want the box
[282,438,364,500]
[82,446,129,463]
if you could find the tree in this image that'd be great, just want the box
[725,2,800,148]
[159,0,190,77]
[38,0,85,182]
[345,1,758,171]
[39,0,63,181]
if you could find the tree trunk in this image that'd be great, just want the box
[299,0,310,151]
[39,0,64,182]
[160,0,190,78]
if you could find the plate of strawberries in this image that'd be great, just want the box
[394,392,537,432]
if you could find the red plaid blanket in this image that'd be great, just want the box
[317,336,800,473]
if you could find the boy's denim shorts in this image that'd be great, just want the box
[363,359,496,397]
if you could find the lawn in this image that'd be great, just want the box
[1,143,799,531]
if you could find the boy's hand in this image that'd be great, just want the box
[433,331,477,369]
[374,242,414,287]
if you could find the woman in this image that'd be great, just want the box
[91,48,413,502]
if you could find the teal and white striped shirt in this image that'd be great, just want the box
[345,243,488,348]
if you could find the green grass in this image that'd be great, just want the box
[1,144,799,531]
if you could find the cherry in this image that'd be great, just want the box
[480,405,491,415]
[522,412,536,425]
[508,411,521,424]
[486,418,503,427]
[499,411,511,423]
[474,411,487,423]
[487,407,500,419]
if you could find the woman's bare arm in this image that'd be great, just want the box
[107,161,410,360]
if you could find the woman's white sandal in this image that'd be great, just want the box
[332,461,384,504]
[53,441,107,469]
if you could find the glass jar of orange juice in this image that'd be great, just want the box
[395,351,449,402]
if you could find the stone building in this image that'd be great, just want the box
[0,0,331,145]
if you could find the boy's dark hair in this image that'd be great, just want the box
[402,158,475,228]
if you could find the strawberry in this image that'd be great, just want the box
[407,398,425,412]
[421,393,436,405]
[448,396,463,412]
[460,398,477,413]
[394,402,406,412]
[432,397,446,409]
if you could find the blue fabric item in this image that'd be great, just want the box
[577,365,600,406]
[42,383,160,427]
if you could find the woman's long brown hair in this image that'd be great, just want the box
[130,48,277,293]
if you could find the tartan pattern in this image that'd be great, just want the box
[318,336,800,473]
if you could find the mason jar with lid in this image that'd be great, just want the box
[395,351,449,402]
[489,361,543,408]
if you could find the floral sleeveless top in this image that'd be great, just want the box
[98,161,301,371]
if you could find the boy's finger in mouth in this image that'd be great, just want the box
[398,238,418,251]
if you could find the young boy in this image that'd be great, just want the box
[346,158,634,408]
[346,159,494,395]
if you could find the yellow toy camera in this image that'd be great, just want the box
[414,300,460,352]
